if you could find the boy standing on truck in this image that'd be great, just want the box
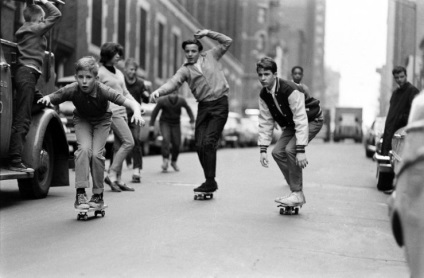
[8,0,62,172]
[37,57,145,209]
[256,57,323,208]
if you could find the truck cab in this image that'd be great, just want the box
[0,38,70,198]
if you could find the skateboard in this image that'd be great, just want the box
[277,204,300,215]
[194,192,214,200]
[75,205,108,221]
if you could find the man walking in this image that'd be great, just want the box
[150,29,232,193]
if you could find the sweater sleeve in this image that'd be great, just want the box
[258,97,275,149]
[156,67,189,97]
[48,82,77,105]
[35,2,62,35]
[288,90,308,152]
[150,101,162,126]
[206,30,233,61]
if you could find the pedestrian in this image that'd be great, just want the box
[256,57,323,207]
[98,42,138,192]
[7,0,61,172]
[37,56,145,209]
[380,66,419,156]
[291,66,311,97]
[123,58,150,182]
[150,29,232,194]
[150,91,195,171]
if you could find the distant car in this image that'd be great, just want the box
[222,112,242,148]
[388,91,424,277]
[364,116,386,158]
[238,117,258,147]
[374,126,406,191]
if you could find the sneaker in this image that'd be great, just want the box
[274,192,293,204]
[104,176,121,192]
[74,193,90,209]
[275,191,305,206]
[162,158,169,171]
[8,161,34,173]
[88,193,104,208]
[170,161,180,171]
[116,181,135,191]
[193,181,218,193]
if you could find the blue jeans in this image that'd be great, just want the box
[160,122,181,161]
[8,66,40,163]
[110,114,134,176]
[74,115,111,194]
[195,96,229,179]
[271,119,323,192]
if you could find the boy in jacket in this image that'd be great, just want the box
[257,57,323,207]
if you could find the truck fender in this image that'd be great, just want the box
[22,108,70,187]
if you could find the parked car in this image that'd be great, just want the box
[238,117,258,147]
[374,126,406,191]
[388,91,424,277]
[221,112,242,148]
[364,116,386,158]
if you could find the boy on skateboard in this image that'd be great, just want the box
[256,57,323,209]
[38,57,145,209]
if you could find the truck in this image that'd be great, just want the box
[333,107,363,143]
[0,2,70,199]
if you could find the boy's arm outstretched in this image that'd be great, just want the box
[122,99,145,126]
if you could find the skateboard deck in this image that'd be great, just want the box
[75,205,108,220]
[277,204,300,215]
[194,192,214,200]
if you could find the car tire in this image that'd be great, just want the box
[18,132,54,199]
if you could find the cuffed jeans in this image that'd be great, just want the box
[272,119,323,192]
[195,96,229,179]
[110,113,134,176]
[74,115,111,194]
[160,121,181,162]
[8,66,40,163]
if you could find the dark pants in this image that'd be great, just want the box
[160,122,181,162]
[128,121,143,170]
[8,66,40,163]
[195,96,229,179]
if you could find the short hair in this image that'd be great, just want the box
[256,57,277,74]
[23,4,44,22]
[125,58,138,69]
[291,66,304,74]
[75,56,99,76]
[181,39,203,52]
[99,42,124,64]
[392,66,407,76]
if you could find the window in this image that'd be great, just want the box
[157,22,165,78]
[118,0,126,48]
[91,0,102,46]
[139,7,147,69]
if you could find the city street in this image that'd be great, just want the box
[0,141,409,277]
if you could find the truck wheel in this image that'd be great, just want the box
[18,133,54,199]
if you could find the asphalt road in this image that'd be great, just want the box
[0,141,409,277]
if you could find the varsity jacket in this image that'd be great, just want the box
[258,78,321,153]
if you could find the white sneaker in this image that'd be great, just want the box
[275,191,305,206]
[274,192,292,204]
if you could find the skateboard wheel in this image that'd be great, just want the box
[83,215,88,221]
[77,215,81,220]
[101,211,105,217]
[294,208,299,214]
[279,208,284,215]
[194,195,198,200]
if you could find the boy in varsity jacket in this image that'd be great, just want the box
[257,57,323,207]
